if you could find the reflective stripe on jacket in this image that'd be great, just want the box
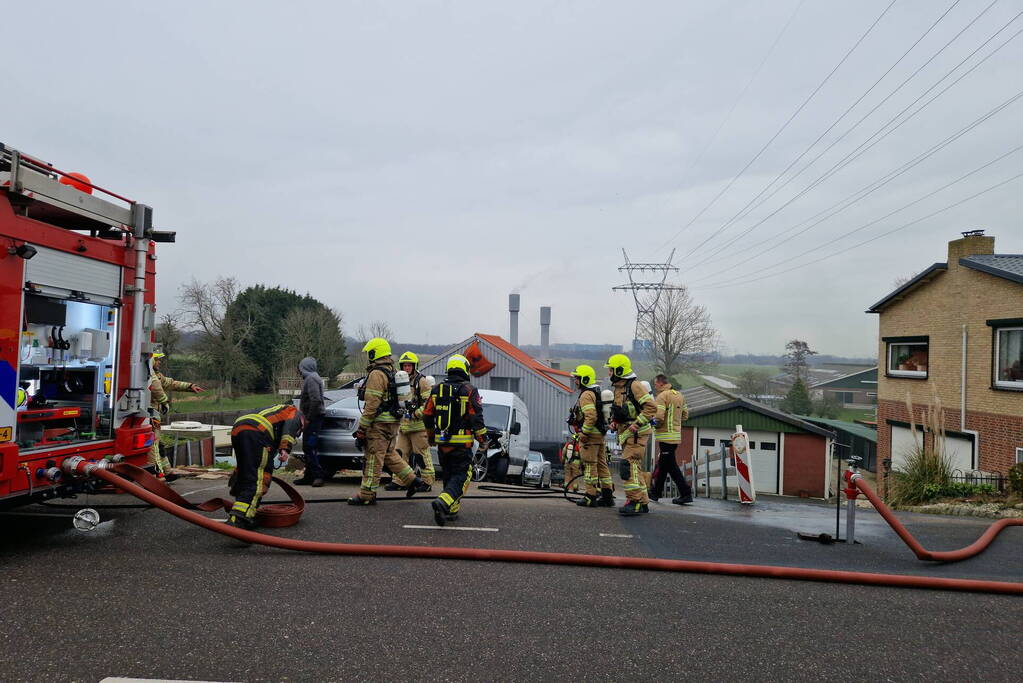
[654,385,688,443]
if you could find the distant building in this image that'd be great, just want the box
[811,367,878,407]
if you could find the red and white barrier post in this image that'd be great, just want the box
[731,425,756,505]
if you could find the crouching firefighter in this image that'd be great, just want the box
[227,404,303,530]
[422,354,487,526]
[349,338,431,505]
[606,354,655,515]
[568,365,614,508]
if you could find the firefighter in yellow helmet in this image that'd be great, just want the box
[422,354,487,526]
[387,351,436,490]
[149,350,204,481]
[605,353,655,515]
[568,364,614,507]
[348,338,431,505]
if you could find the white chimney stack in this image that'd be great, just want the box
[509,293,520,346]
[540,306,551,360]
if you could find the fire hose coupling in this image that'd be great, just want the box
[35,467,62,482]
[61,457,114,476]
[843,470,862,500]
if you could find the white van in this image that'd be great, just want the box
[430,388,529,482]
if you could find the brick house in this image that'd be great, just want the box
[867,231,1023,480]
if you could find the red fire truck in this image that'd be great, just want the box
[0,143,175,507]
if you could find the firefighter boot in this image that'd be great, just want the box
[431,498,447,526]
[619,501,649,516]
[226,514,256,531]
[347,495,377,506]
[597,489,616,507]
[384,482,406,491]
[576,494,599,508]
[406,476,432,499]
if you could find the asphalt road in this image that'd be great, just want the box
[1,476,1021,682]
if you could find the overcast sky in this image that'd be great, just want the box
[7,1,1022,356]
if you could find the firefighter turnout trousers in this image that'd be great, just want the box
[435,446,473,516]
[397,428,435,485]
[564,457,582,492]
[580,435,612,496]
[148,417,172,475]
[621,434,650,504]
[358,422,417,501]
[229,430,274,523]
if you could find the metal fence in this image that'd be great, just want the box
[950,469,1006,494]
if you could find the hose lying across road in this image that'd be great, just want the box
[68,462,1023,597]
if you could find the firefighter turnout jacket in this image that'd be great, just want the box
[359,358,401,429]
[423,373,486,446]
[231,404,303,454]
[654,383,688,444]
[150,372,196,417]
[570,385,606,437]
[611,376,656,440]
[400,372,433,434]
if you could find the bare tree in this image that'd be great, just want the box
[275,306,347,390]
[179,277,256,398]
[639,286,718,379]
[154,312,182,358]
[356,321,394,342]
[784,340,817,382]
[735,367,772,402]
[892,274,915,289]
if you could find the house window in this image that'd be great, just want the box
[490,376,521,393]
[1016,448,1023,464]
[699,438,715,447]
[832,391,854,404]
[993,326,1023,390]
[885,337,929,378]
[748,441,757,449]
[760,442,777,451]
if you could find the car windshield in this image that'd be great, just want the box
[332,396,359,409]
[526,452,543,463]
[482,403,510,431]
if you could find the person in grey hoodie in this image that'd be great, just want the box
[295,356,327,486]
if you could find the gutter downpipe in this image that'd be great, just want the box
[961,324,967,431]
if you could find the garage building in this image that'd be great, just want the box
[680,385,835,498]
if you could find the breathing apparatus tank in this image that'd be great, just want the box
[601,389,614,424]
[394,370,412,407]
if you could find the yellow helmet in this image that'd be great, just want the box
[17,387,27,407]
[398,351,419,368]
[152,350,166,360]
[604,353,632,378]
[446,354,470,376]
[363,337,392,361]
[571,364,596,386]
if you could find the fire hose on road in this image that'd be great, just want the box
[60,458,1023,596]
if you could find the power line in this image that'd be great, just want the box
[685,9,1023,276]
[684,83,1023,285]
[692,164,1023,291]
[675,0,970,264]
[656,0,899,251]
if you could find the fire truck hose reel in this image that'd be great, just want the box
[73,463,1023,596]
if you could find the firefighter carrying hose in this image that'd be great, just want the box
[422,354,487,526]
[387,351,436,491]
[568,364,614,507]
[227,403,303,530]
[605,353,655,515]
[149,350,204,481]
[348,338,431,505]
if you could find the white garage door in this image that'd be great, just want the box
[890,425,922,472]
[695,428,779,495]
[939,434,974,472]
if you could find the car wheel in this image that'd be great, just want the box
[542,471,551,489]
[470,450,488,482]
[489,455,509,483]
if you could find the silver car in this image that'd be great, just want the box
[520,450,552,488]
[295,389,363,478]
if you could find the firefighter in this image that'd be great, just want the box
[149,350,204,481]
[387,351,436,490]
[227,403,303,530]
[422,354,487,526]
[649,373,694,505]
[294,356,326,487]
[348,338,430,505]
[568,364,614,507]
[605,353,655,515]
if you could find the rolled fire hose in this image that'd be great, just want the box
[69,461,1023,596]
[849,471,1023,562]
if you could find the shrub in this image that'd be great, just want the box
[1009,463,1023,497]
[889,445,953,506]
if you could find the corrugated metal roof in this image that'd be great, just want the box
[796,416,878,443]
[812,367,878,389]
[960,254,1023,285]
[681,384,833,437]
[476,333,572,391]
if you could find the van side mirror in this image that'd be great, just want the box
[510,422,521,435]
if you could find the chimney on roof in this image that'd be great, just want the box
[948,230,994,270]
[540,306,551,362]
[509,293,520,347]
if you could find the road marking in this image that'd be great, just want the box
[182,484,227,497]
[403,524,499,532]
[599,533,635,538]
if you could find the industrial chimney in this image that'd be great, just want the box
[540,306,551,361]
[509,293,520,346]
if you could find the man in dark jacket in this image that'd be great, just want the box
[295,356,327,487]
